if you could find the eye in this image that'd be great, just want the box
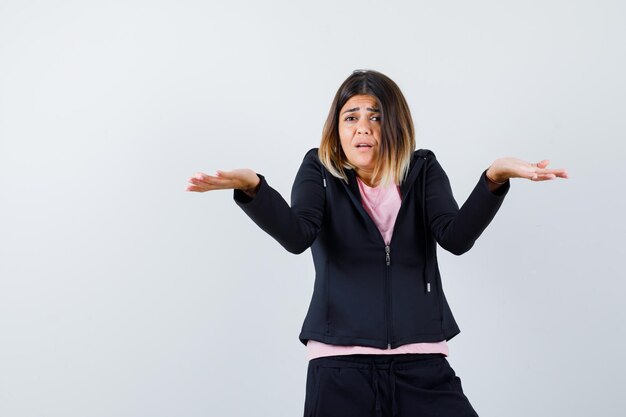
[344,116,356,121]
[370,116,381,122]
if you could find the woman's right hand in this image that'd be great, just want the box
[185,169,261,198]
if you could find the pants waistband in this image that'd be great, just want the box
[310,352,445,369]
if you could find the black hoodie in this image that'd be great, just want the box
[234,148,510,349]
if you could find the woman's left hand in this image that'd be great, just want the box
[486,157,569,183]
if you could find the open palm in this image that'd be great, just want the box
[489,158,569,182]
[186,169,260,195]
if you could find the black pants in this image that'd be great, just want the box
[303,353,479,417]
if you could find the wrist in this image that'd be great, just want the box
[486,167,507,184]
[242,176,261,197]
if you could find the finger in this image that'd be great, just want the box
[527,172,552,181]
[533,167,568,176]
[192,172,227,186]
[186,184,207,192]
[213,169,240,180]
[188,176,210,186]
[539,173,556,180]
[530,173,557,181]
[191,172,212,185]
[190,176,236,189]
[208,178,239,189]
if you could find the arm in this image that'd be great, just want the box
[424,152,569,255]
[232,149,326,254]
[424,153,511,256]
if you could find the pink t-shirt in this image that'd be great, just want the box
[306,176,449,360]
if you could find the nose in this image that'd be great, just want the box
[356,118,372,135]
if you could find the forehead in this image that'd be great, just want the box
[340,94,379,111]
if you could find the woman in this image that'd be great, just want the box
[186,70,568,417]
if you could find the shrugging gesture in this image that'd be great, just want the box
[186,157,569,199]
[183,69,571,417]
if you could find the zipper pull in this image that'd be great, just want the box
[385,245,391,266]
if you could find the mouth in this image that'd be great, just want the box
[355,143,374,153]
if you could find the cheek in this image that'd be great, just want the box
[338,129,352,148]
[339,140,351,157]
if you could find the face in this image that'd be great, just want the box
[338,94,382,179]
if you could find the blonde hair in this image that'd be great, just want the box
[319,70,415,186]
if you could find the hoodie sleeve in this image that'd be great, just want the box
[232,148,326,254]
[424,151,510,255]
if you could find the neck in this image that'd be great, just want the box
[356,169,376,187]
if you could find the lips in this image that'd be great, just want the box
[355,143,374,148]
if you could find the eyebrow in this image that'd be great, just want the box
[342,107,380,114]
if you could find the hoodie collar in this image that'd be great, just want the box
[344,149,430,201]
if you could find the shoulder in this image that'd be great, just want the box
[302,147,322,166]
[413,149,446,176]
[304,147,319,158]
[293,147,324,176]
[414,148,437,160]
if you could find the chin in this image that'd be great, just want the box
[352,158,375,171]
[346,150,376,171]
[357,154,375,165]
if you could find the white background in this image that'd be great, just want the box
[1,1,624,416]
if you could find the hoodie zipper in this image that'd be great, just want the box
[342,153,431,349]
[385,244,392,349]
[382,155,431,348]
